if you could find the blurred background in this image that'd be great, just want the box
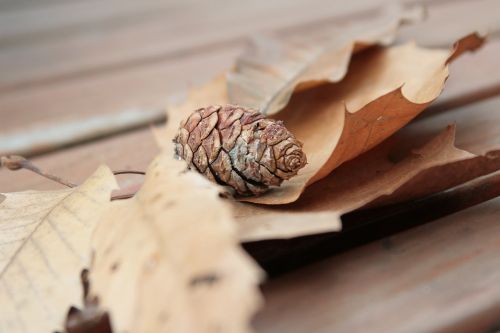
[1,1,500,332]
[0,0,499,192]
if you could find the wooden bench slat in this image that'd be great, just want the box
[1,33,499,157]
[2,0,498,92]
[0,0,389,90]
[1,3,499,151]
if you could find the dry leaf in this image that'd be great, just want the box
[235,124,499,241]
[0,166,117,333]
[165,34,484,206]
[88,154,262,333]
[0,189,70,271]
[227,4,423,115]
[368,95,500,207]
[238,33,484,204]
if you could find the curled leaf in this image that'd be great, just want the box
[243,33,485,204]
[166,34,484,205]
[227,4,423,115]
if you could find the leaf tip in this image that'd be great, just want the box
[447,32,486,64]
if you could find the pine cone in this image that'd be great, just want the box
[173,105,307,196]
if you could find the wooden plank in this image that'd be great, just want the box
[0,0,403,155]
[0,46,240,139]
[1,1,500,155]
[1,49,500,192]
[0,128,158,192]
[0,0,179,41]
[4,0,497,91]
[0,0,389,90]
[429,38,500,114]
[255,196,500,333]
[399,0,500,46]
[1,32,499,157]
[0,0,72,11]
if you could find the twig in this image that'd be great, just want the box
[1,155,145,200]
[112,170,146,175]
[1,155,77,188]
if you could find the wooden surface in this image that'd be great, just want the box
[256,197,500,333]
[1,0,499,332]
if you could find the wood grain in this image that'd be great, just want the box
[0,0,391,90]
[2,0,499,157]
[399,0,500,46]
[255,196,500,333]
[1,0,497,92]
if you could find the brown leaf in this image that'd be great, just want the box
[243,33,485,204]
[368,94,500,207]
[235,124,499,241]
[0,166,117,333]
[165,34,484,206]
[88,154,262,333]
[227,4,423,115]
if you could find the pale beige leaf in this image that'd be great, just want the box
[0,166,117,333]
[89,154,262,333]
[0,189,70,272]
[227,4,423,115]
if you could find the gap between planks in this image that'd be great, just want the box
[254,196,500,333]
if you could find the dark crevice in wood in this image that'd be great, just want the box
[244,171,500,277]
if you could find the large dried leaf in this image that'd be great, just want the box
[227,4,422,115]
[0,166,117,333]
[235,125,500,241]
[241,33,484,204]
[165,34,484,206]
[236,95,500,240]
[89,154,262,333]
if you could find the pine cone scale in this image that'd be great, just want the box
[202,129,221,163]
